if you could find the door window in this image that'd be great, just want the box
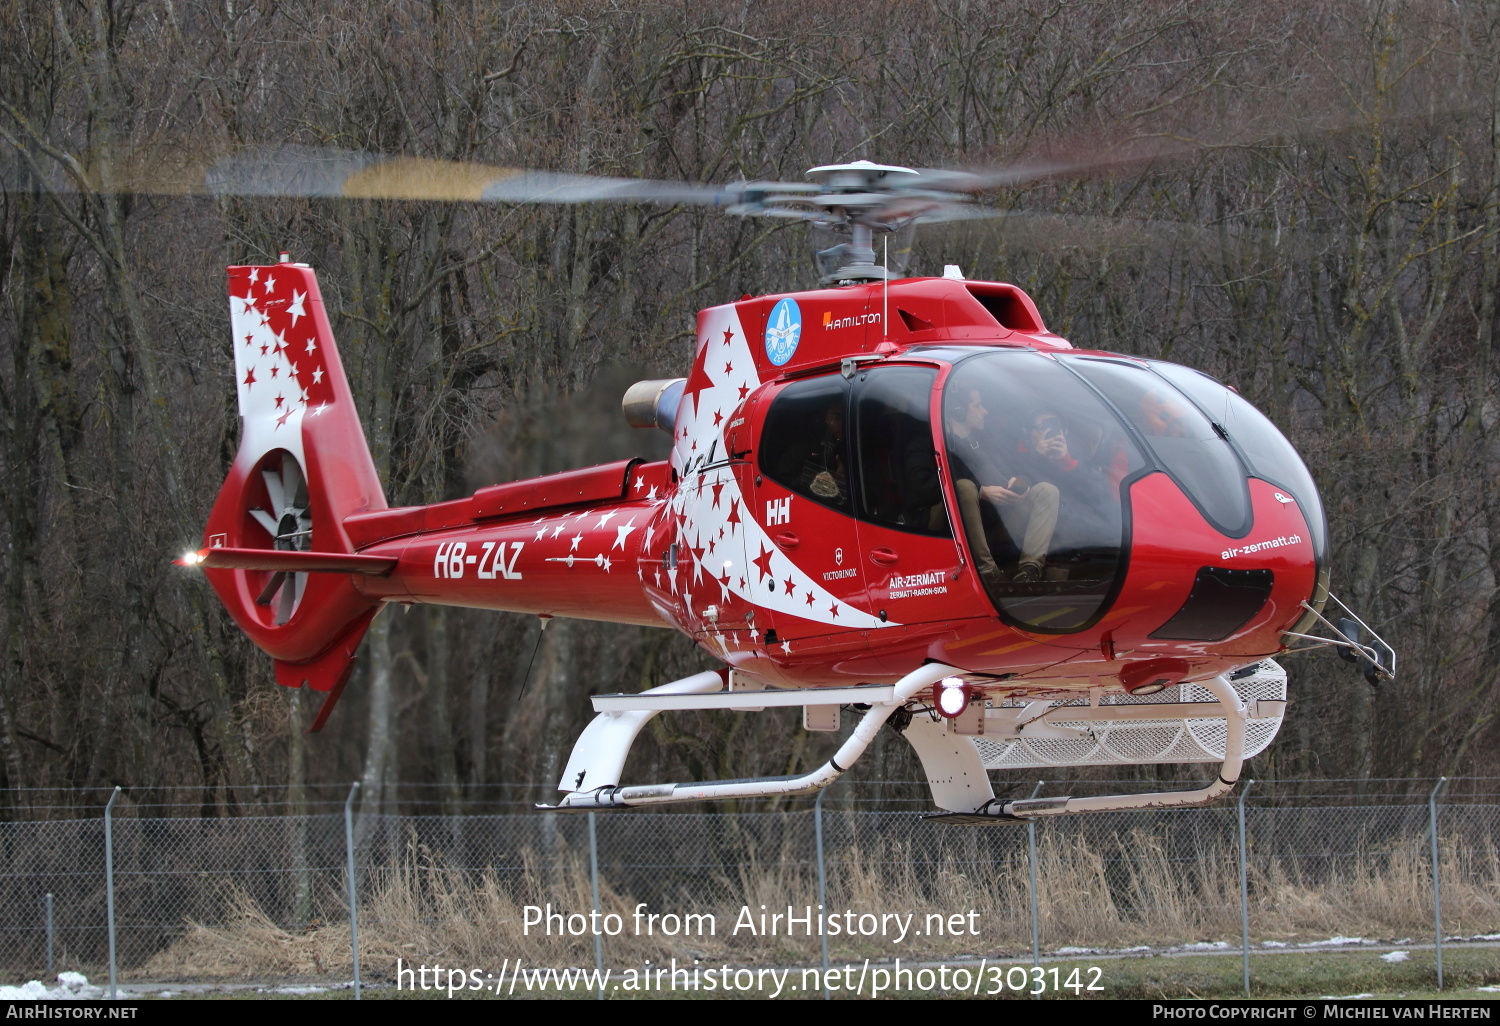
[759,375,852,512]
[851,366,950,537]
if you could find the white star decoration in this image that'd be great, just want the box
[230,272,331,472]
[612,518,637,551]
[665,305,892,633]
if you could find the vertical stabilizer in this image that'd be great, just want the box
[200,261,388,714]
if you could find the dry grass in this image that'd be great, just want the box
[137,829,1500,980]
[142,890,355,979]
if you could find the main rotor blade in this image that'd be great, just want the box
[909,137,1207,194]
[204,145,799,207]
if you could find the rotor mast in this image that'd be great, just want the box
[803,160,921,285]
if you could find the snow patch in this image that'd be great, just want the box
[0,973,102,1000]
[1298,936,1367,948]
[1380,951,1410,963]
[1180,941,1231,951]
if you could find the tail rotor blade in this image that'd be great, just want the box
[250,508,280,537]
[282,454,307,510]
[275,573,297,625]
[256,571,287,606]
[262,468,287,514]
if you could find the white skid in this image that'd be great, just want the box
[543,663,962,810]
[924,674,1250,822]
[589,683,894,712]
[999,674,1248,818]
[556,670,724,794]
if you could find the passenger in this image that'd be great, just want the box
[777,400,847,504]
[1138,389,1192,438]
[1010,408,1120,557]
[943,389,1059,586]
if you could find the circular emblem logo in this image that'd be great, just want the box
[765,298,802,366]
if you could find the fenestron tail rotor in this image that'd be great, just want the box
[249,452,313,626]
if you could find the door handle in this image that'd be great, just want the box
[774,531,801,550]
[869,547,899,566]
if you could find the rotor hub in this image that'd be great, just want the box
[276,512,304,550]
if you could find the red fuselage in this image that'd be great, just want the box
[336,277,1324,698]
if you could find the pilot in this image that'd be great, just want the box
[943,389,1059,586]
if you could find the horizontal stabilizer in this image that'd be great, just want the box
[180,547,396,575]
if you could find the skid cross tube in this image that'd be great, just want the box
[994,675,1249,818]
[543,663,963,810]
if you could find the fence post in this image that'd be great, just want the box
[1429,777,1448,990]
[104,786,120,1000]
[1238,779,1255,998]
[1020,780,1044,978]
[344,782,361,1000]
[815,786,829,1000]
[589,811,604,1000]
[45,893,54,975]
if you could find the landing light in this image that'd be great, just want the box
[934,677,971,718]
[176,550,206,567]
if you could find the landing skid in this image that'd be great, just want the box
[543,661,1258,819]
[538,662,963,811]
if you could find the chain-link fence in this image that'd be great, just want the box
[1,779,1496,996]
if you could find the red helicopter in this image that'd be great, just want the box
[180,156,1393,821]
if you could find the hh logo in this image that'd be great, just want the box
[765,497,791,525]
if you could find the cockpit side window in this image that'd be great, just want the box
[759,375,853,512]
[852,366,951,537]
